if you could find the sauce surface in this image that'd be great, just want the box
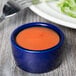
[16,27,60,50]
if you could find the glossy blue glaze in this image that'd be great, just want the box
[11,22,64,73]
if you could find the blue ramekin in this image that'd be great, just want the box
[11,22,64,73]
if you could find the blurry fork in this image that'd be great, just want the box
[0,0,40,22]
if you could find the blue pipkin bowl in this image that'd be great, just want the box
[11,22,64,73]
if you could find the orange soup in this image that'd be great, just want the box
[16,27,60,50]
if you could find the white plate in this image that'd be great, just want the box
[30,1,76,29]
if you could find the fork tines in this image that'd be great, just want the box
[10,0,32,9]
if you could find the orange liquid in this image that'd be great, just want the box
[16,27,60,50]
